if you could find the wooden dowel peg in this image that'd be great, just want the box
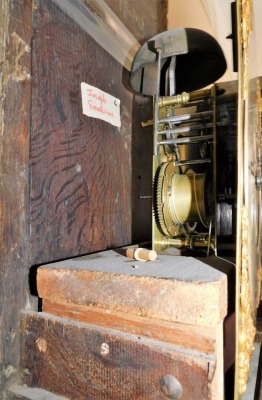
[126,247,157,262]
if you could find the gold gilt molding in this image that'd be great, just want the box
[256,78,262,306]
[238,206,256,395]
[240,0,253,99]
[236,0,259,396]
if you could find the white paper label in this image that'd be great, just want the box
[81,82,121,127]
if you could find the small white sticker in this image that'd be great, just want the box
[81,82,121,128]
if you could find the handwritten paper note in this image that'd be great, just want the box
[81,82,121,127]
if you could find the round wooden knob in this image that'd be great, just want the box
[160,374,183,399]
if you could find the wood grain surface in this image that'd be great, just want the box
[30,0,133,264]
[0,0,167,396]
[43,299,216,354]
[0,0,32,392]
[21,311,215,400]
[29,0,167,265]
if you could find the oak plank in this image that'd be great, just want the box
[21,311,215,400]
[43,299,216,354]
[29,0,166,264]
[0,0,32,393]
[30,0,132,263]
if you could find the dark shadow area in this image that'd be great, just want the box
[254,344,262,400]
[225,364,235,400]
[131,92,153,244]
[28,264,38,297]
[28,265,42,311]
[122,67,153,245]
[113,248,127,257]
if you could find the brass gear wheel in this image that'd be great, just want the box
[155,162,209,237]
[155,162,181,237]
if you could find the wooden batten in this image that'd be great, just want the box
[42,299,217,354]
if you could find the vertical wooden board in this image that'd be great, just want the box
[104,0,168,44]
[21,312,214,400]
[0,0,32,392]
[30,0,134,264]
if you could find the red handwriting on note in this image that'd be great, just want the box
[81,82,121,127]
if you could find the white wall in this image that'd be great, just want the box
[167,0,262,83]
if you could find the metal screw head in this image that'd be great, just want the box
[100,342,110,356]
[160,374,183,399]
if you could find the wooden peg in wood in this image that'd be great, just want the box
[126,247,157,262]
